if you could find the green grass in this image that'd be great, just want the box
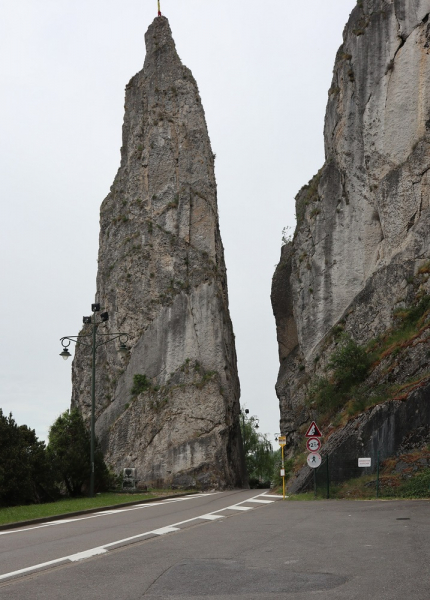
[0,490,192,526]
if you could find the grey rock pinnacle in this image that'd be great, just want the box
[71,17,245,489]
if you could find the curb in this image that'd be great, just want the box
[0,492,200,532]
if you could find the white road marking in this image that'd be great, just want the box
[0,492,279,582]
[45,519,80,525]
[161,498,189,502]
[69,548,107,562]
[152,526,180,535]
[0,493,220,537]
[0,558,67,581]
[244,499,274,504]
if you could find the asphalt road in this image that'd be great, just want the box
[0,491,429,599]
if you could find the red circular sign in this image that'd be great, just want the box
[306,437,321,453]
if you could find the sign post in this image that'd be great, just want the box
[278,435,286,499]
[304,422,323,498]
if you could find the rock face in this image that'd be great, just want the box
[71,17,245,489]
[272,0,430,481]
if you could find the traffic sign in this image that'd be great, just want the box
[305,421,322,438]
[307,452,322,468]
[278,435,286,446]
[306,437,321,453]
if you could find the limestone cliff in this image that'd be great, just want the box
[272,0,430,485]
[71,17,245,489]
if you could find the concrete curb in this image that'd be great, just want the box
[0,492,200,532]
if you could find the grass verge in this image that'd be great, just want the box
[0,490,193,526]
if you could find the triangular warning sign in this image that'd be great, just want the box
[305,421,322,438]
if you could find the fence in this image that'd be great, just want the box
[311,451,381,499]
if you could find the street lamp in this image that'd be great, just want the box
[60,303,129,497]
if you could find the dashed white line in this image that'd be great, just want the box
[69,548,108,562]
[152,526,180,535]
[0,492,279,582]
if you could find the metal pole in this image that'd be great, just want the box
[90,314,97,498]
[326,455,330,499]
[282,445,285,500]
[314,468,317,498]
[376,450,380,499]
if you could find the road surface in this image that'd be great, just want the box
[0,490,429,599]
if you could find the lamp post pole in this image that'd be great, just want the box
[60,303,129,497]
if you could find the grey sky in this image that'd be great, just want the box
[0,0,354,444]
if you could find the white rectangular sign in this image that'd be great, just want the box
[280,469,285,477]
[358,458,371,467]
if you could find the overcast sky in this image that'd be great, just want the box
[0,0,355,445]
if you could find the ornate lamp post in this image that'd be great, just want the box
[60,303,129,497]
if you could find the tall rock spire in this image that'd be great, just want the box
[71,17,245,489]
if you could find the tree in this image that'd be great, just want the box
[240,408,275,487]
[0,409,55,506]
[47,408,110,496]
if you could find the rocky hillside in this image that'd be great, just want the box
[272,0,430,489]
[71,17,245,489]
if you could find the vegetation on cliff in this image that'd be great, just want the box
[304,290,430,431]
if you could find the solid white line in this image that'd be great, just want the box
[0,557,67,581]
[45,519,81,525]
[0,524,52,536]
[0,493,220,537]
[161,498,189,502]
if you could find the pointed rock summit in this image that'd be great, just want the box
[71,17,245,489]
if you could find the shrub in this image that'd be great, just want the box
[308,335,370,418]
[131,374,152,396]
[328,334,370,390]
[396,470,430,498]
